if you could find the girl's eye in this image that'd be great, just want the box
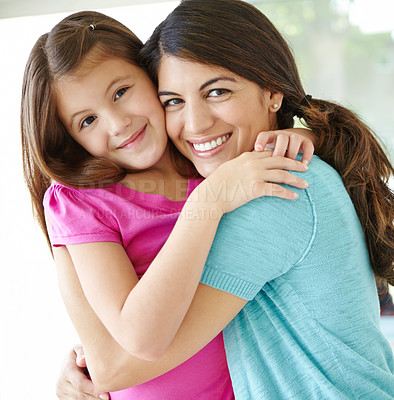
[81,115,97,128]
[207,88,231,98]
[114,87,128,101]
[162,98,184,109]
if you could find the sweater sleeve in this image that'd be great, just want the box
[43,183,121,246]
[200,185,316,300]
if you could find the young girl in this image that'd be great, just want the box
[21,10,312,400]
[56,1,393,399]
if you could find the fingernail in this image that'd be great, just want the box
[255,144,263,151]
[302,160,309,165]
[263,144,275,151]
[301,180,308,187]
[302,163,308,169]
[99,395,109,400]
[292,192,299,199]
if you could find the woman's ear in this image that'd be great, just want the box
[269,92,284,113]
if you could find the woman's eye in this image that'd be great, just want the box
[81,115,97,128]
[115,87,128,101]
[208,88,231,98]
[162,98,184,108]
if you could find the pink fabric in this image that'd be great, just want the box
[44,180,234,400]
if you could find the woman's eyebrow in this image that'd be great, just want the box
[199,76,237,91]
[158,90,179,97]
[158,76,237,97]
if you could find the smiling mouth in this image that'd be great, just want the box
[191,134,231,152]
[118,125,146,149]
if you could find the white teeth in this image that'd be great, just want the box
[192,134,230,152]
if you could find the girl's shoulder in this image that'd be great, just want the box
[43,181,118,216]
[44,182,122,246]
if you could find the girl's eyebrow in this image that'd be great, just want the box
[70,109,90,129]
[104,76,129,96]
[158,76,237,97]
[69,76,129,128]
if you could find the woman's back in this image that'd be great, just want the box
[200,156,394,399]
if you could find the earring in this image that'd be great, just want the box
[273,103,279,109]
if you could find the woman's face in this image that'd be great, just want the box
[56,56,168,171]
[158,55,279,177]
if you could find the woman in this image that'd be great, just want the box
[57,0,394,399]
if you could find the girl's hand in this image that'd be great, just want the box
[56,345,109,400]
[254,128,315,165]
[200,151,309,215]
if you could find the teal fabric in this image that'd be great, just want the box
[201,156,394,399]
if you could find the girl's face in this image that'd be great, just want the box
[56,57,167,171]
[158,55,280,177]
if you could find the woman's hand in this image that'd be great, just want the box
[56,345,109,400]
[200,151,309,215]
[254,128,315,165]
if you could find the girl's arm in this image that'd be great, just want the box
[55,245,245,392]
[64,153,308,361]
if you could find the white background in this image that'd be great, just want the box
[0,1,393,399]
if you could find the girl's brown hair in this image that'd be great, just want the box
[21,11,144,246]
[140,0,394,288]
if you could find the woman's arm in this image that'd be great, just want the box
[55,344,109,400]
[55,245,245,392]
[64,153,308,361]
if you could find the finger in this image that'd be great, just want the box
[301,141,314,165]
[56,386,104,400]
[260,169,308,189]
[252,182,300,200]
[70,373,109,399]
[76,354,87,368]
[73,344,85,357]
[251,156,309,172]
[254,131,276,151]
[272,134,289,158]
[286,134,302,159]
[240,150,273,161]
[56,377,106,400]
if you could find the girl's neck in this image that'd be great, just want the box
[120,144,189,201]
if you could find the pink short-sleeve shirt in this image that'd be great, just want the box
[44,180,234,400]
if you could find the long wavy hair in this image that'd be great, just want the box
[21,11,148,246]
[140,0,394,289]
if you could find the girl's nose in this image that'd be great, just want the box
[107,109,132,136]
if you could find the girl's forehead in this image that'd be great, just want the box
[61,44,134,80]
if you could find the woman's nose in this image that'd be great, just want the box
[184,102,215,136]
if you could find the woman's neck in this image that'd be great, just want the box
[119,144,189,201]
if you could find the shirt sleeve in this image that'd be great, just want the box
[43,183,121,246]
[200,187,316,300]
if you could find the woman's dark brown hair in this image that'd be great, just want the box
[140,0,394,288]
[21,11,145,246]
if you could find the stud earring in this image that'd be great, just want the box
[273,103,279,109]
